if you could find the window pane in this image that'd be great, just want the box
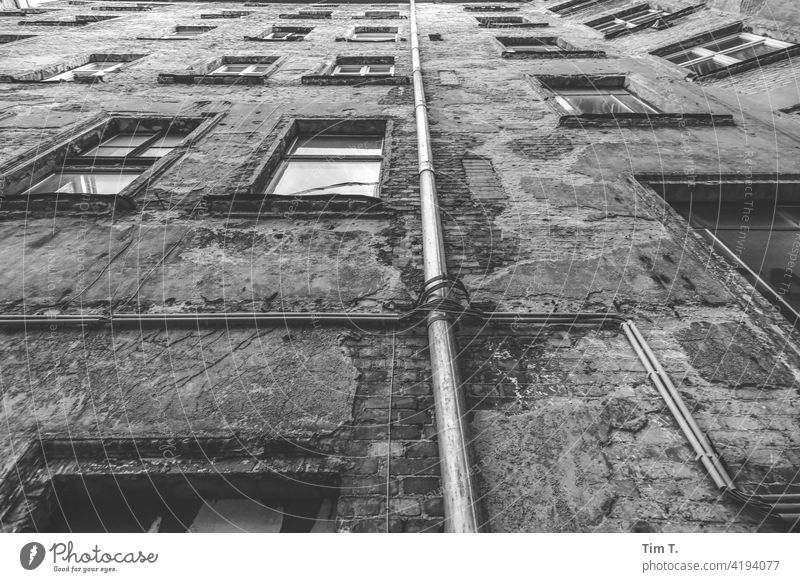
[687,57,725,75]
[218,65,248,73]
[561,95,630,114]
[614,94,658,114]
[270,160,381,197]
[26,172,140,195]
[335,65,363,75]
[83,133,155,157]
[75,62,122,73]
[140,147,174,158]
[703,34,748,53]
[366,65,392,75]
[353,32,395,41]
[250,65,272,73]
[292,134,383,156]
[723,41,778,62]
[139,134,185,157]
[513,45,561,52]
[666,49,706,64]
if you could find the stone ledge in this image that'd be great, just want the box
[301,74,409,86]
[558,113,736,128]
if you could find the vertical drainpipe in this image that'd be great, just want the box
[408,0,481,533]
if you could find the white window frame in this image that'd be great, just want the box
[42,61,125,82]
[210,63,273,76]
[332,64,395,76]
[554,87,659,115]
[665,32,792,73]
[266,132,385,198]
[595,8,667,34]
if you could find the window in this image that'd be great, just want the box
[663,32,792,75]
[351,28,398,42]
[170,25,215,38]
[592,7,668,35]
[279,10,331,19]
[22,125,191,198]
[496,36,600,56]
[40,475,336,533]
[332,63,394,76]
[475,16,545,28]
[641,176,800,323]
[464,5,520,12]
[42,61,125,82]
[266,30,307,40]
[554,87,658,114]
[0,34,36,44]
[266,131,385,198]
[550,0,613,16]
[210,63,273,76]
[363,10,402,18]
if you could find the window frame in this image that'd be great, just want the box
[0,114,216,214]
[664,32,792,74]
[553,87,660,115]
[331,63,395,76]
[210,63,274,77]
[42,60,126,82]
[265,129,387,199]
[593,8,667,34]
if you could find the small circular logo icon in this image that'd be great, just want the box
[20,542,45,570]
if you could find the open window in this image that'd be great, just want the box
[266,126,386,198]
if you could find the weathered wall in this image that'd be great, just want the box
[1,0,800,533]
[418,1,800,531]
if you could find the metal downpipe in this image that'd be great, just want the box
[409,0,480,532]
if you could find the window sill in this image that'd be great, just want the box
[693,44,800,81]
[557,113,736,128]
[244,36,304,42]
[478,22,549,29]
[301,74,409,86]
[158,73,267,85]
[0,192,135,217]
[205,194,389,217]
[501,49,605,59]
[278,13,330,19]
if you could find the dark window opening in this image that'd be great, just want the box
[644,178,800,321]
[38,475,336,533]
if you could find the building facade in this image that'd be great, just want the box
[1,0,799,533]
